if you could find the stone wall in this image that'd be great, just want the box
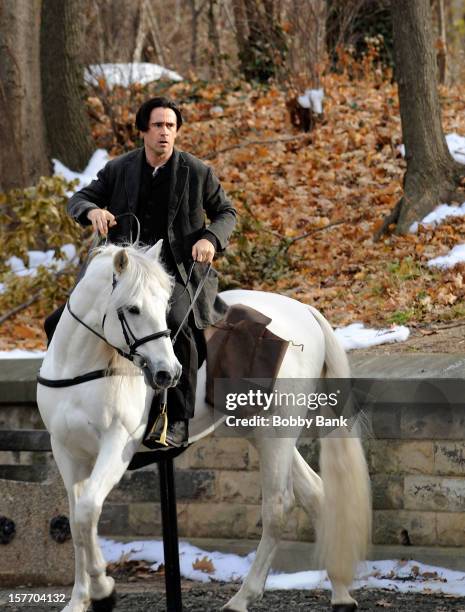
[2,358,465,549]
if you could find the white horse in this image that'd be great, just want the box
[37,242,371,612]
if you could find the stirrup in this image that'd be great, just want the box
[145,400,169,447]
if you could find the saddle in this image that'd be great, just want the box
[204,303,289,406]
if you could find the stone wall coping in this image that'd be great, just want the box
[2,354,465,404]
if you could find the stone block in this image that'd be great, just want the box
[247,443,260,470]
[437,512,465,546]
[0,475,73,586]
[371,405,402,439]
[180,438,250,470]
[372,474,404,510]
[245,504,263,539]
[99,503,129,536]
[402,406,465,440]
[184,502,249,538]
[217,470,260,504]
[128,503,162,537]
[108,468,216,503]
[0,464,48,482]
[368,440,433,475]
[434,442,465,476]
[373,510,436,546]
[404,475,465,512]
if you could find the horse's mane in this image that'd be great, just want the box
[89,243,174,310]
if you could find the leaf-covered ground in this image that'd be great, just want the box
[2,64,465,351]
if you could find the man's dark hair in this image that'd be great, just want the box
[135,97,183,131]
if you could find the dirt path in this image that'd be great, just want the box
[2,580,465,611]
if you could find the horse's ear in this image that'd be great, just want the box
[113,249,129,274]
[146,239,163,261]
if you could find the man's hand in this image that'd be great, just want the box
[87,209,117,236]
[192,239,215,264]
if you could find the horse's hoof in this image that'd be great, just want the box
[91,589,117,612]
[332,605,357,612]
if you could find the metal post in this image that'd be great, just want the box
[158,457,183,611]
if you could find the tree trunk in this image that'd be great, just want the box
[208,0,221,78]
[233,0,287,82]
[41,0,94,172]
[0,0,50,191]
[391,0,463,234]
[434,0,447,85]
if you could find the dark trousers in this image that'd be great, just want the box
[43,282,204,423]
[166,281,205,422]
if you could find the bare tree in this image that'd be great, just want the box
[0,0,50,191]
[207,0,222,78]
[287,0,327,87]
[232,0,287,81]
[378,0,464,236]
[41,0,94,172]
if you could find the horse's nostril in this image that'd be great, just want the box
[155,370,172,387]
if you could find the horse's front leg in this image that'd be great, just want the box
[51,438,92,612]
[74,424,139,610]
[223,435,297,612]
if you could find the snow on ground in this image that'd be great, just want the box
[100,538,465,596]
[335,322,409,350]
[84,63,183,88]
[0,349,46,359]
[410,201,465,234]
[53,149,109,191]
[402,133,465,268]
[427,244,465,269]
[399,132,465,166]
[408,202,465,270]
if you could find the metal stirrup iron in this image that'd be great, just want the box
[146,389,169,447]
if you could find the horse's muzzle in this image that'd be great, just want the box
[142,363,181,390]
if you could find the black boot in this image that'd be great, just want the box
[145,418,189,450]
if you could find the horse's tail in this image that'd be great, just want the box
[308,305,371,590]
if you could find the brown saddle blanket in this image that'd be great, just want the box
[204,303,289,406]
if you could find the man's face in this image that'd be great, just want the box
[143,107,178,159]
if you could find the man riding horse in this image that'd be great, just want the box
[66,96,236,448]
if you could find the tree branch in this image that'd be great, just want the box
[203,133,310,159]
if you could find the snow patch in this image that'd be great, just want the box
[53,149,110,191]
[85,63,183,88]
[335,322,410,351]
[99,538,465,596]
[427,244,465,269]
[399,132,465,166]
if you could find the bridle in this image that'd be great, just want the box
[66,298,171,366]
[37,257,211,388]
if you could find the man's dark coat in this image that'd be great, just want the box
[68,148,236,329]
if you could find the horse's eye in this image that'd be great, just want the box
[127,305,140,315]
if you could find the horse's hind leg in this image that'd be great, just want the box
[292,447,357,609]
[51,438,92,612]
[223,437,296,612]
[292,446,323,517]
